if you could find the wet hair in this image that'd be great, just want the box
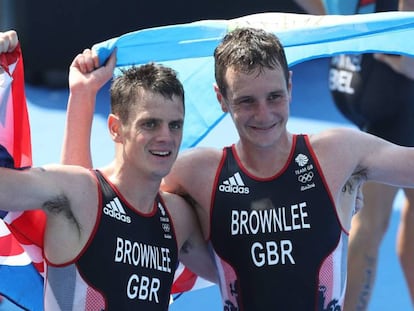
[110,63,185,123]
[214,27,289,97]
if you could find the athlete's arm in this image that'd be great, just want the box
[180,205,218,283]
[400,0,414,11]
[373,53,414,80]
[373,0,414,80]
[164,192,218,283]
[61,49,116,166]
[0,164,99,263]
[0,164,95,219]
[294,0,326,14]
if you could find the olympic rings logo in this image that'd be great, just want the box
[162,223,170,232]
[298,172,314,183]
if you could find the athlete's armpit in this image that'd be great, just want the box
[43,194,78,223]
[342,171,367,195]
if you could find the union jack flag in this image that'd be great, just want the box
[0,44,45,311]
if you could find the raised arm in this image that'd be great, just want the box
[61,49,116,166]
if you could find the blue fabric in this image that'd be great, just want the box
[0,264,44,311]
[92,11,414,150]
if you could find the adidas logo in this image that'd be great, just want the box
[158,202,166,216]
[103,197,132,223]
[219,172,250,194]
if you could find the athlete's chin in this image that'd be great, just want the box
[149,160,175,178]
[248,131,280,147]
[150,169,173,181]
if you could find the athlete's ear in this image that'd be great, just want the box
[108,114,122,143]
[287,71,293,103]
[214,83,228,113]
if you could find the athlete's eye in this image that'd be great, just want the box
[239,97,254,105]
[268,92,285,102]
[142,120,159,129]
[169,121,183,131]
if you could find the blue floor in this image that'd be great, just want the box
[1,58,412,310]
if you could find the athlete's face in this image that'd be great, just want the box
[119,90,184,180]
[217,66,292,149]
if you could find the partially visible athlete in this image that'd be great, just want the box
[329,0,414,309]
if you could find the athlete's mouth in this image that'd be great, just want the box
[150,150,172,157]
[251,123,277,130]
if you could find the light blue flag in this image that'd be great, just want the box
[93,11,414,150]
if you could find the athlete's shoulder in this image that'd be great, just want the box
[179,146,222,161]
[160,190,188,208]
[173,146,223,173]
[311,127,360,140]
[308,127,367,156]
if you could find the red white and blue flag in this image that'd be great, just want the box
[0,43,45,311]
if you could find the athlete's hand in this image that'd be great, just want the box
[374,53,414,80]
[0,30,18,54]
[69,48,117,94]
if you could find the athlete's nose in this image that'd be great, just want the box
[254,101,273,122]
[156,123,178,144]
[157,124,173,139]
